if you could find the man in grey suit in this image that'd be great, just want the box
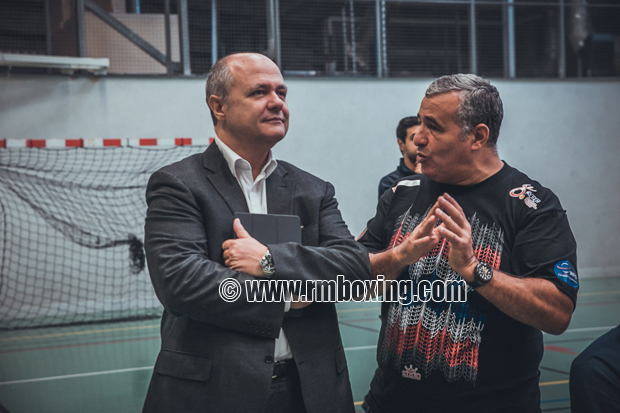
[142,53,371,413]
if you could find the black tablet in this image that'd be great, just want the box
[234,212,301,244]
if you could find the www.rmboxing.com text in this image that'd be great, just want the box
[218,275,467,304]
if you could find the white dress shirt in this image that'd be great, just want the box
[214,137,292,361]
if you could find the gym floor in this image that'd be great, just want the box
[1,276,618,413]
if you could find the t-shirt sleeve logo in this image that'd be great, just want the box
[554,260,578,287]
[509,184,541,209]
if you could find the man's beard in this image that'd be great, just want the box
[406,153,418,169]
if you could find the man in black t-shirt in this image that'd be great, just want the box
[359,74,578,412]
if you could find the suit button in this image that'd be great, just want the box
[264,355,274,364]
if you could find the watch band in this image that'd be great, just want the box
[260,249,275,278]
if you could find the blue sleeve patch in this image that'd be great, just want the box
[554,260,578,287]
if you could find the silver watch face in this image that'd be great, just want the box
[477,263,493,282]
[260,253,275,276]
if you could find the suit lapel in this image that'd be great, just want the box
[202,143,249,214]
[267,164,293,215]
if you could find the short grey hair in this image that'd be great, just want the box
[205,56,234,126]
[425,74,503,147]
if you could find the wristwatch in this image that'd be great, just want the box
[469,262,493,289]
[260,249,276,278]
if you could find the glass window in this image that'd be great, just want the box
[515,5,560,77]
[280,0,377,76]
[386,2,470,77]
[477,4,504,78]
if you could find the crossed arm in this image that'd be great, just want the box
[369,193,574,335]
[144,170,285,337]
[222,218,311,309]
[221,181,371,308]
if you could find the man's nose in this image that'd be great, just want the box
[414,126,428,146]
[267,91,284,111]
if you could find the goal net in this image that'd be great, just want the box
[0,142,208,329]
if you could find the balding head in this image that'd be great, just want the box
[205,53,280,126]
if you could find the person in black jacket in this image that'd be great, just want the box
[377,116,422,200]
[142,53,371,413]
[570,324,620,412]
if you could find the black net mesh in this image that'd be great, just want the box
[386,2,470,78]
[0,145,207,329]
[476,4,503,78]
[280,0,377,77]
[0,0,47,54]
[187,0,212,75]
[515,5,560,77]
[1,1,620,77]
[218,0,267,58]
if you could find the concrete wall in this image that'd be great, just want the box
[1,75,619,277]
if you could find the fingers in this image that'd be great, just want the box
[422,227,442,247]
[435,211,470,248]
[233,218,252,239]
[222,240,240,269]
[223,220,255,253]
[426,199,442,221]
[434,194,473,250]
[435,209,460,236]
[412,200,441,240]
[221,236,268,275]
[222,240,238,269]
[222,220,256,269]
[223,248,235,268]
[417,213,439,235]
[436,194,469,233]
[437,194,467,227]
[435,223,461,246]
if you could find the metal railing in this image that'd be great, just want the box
[2,0,619,78]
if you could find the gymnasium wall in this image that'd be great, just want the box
[1,75,619,278]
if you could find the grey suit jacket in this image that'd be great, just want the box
[142,143,371,413]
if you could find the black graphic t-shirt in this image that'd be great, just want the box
[359,163,578,413]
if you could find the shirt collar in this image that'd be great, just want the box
[397,158,416,175]
[214,136,278,181]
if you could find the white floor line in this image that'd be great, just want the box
[544,325,616,335]
[2,347,379,387]
[0,366,153,386]
[344,345,377,351]
[4,327,614,387]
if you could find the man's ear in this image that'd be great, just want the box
[397,138,406,153]
[208,95,226,123]
[471,124,490,150]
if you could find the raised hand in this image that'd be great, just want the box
[370,199,441,280]
[396,203,442,266]
[434,193,478,282]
